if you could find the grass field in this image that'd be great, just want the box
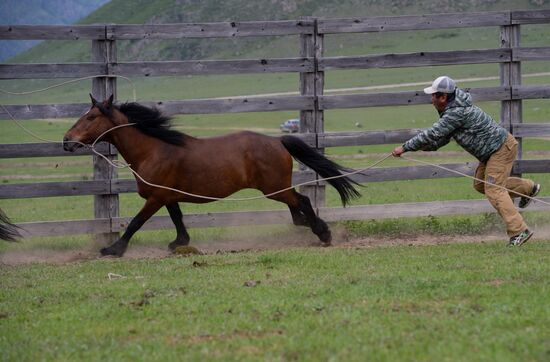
[1,243,549,361]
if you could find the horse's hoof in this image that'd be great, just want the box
[319,229,332,245]
[100,246,124,257]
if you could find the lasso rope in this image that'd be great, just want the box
[0,77,546,206]
[401,155,550,207]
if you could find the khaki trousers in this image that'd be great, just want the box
[473,134,534,236]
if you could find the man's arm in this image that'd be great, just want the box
[394,113,460,157]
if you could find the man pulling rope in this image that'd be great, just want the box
[393,76,541,247]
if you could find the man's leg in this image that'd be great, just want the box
[474,160,536,201]
[473,163,486,194]
[483,135,528,237]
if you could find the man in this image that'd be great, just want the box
[392,76,540,246]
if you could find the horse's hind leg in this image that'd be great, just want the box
[269,189,332,245]
[288,204,308,226]
[166,203,190,250]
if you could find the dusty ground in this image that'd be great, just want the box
[3,225,548,267]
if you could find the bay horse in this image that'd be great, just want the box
[63,95,360,257]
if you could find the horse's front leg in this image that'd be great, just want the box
[166,203,190,250]
[101,198,163,257]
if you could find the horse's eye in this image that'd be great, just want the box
[87,115,95,121]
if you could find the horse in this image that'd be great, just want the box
[0,209,20,242]
[63,95,361,257]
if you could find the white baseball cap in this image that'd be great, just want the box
[423,76,457,94]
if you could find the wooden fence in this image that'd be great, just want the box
[1,10,550,239]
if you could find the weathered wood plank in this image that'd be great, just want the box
[16,218,111,238]
[0,142,111,158]
[318,12,510,34]
[0,103,89,120]
[146,96,315,115]
[0,96,313,120]
[513,85,550,100]
[0,63,106,79]
[0,181,109,199]
[319,87,510,110]
[320,49,510,70]
[319,129,424,147]
[17,196,550,237]
[513,159,550,174]
[348,162,478,183]
[341,160,548,183]
[92,39,120,244]
[0,25,106,40]
[112,210,293,232]
[318,125,550,148]
[512,123,550,137]
[2,160,545,201]
[110,58,314,76]
[512,10,550,24]
[320,197,550,222]
[107,20,314,39]
[512,47,550,61]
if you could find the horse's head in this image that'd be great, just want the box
[63,94,117,152]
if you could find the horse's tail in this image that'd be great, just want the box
[0,209,21,242]
[280,135,361,206]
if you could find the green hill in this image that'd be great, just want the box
[0,0,109,61]
[9,0,550,63]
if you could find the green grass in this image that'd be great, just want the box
[1,243,549,361]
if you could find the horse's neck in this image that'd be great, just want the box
[109,125,158,167]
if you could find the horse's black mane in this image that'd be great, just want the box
[116,102,185,146]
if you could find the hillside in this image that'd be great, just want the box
[0,0,109,61]
[8,0,550,63]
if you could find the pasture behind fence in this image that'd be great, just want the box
[1,10,550,239]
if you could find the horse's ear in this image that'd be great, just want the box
[89,93,98,106]
[105,94,114,108]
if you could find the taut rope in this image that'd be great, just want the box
[1,77,546,205]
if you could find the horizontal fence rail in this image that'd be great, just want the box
[1,10,550,238]
[2,159,548,200]
[5,47,550,80]
[3,84,550,120]
[15,197,550,238]
[317,12,512,34]
[319,49,511,70]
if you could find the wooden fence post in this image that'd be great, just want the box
[299,17,325,209]
[92,37,119,244]
[500,19,523,164]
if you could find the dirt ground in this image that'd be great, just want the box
[3,225,548,267]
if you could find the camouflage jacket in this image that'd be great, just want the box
[402,88,508,162]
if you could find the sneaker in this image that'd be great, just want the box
[519,184,540,209]
[508,229,533,247]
